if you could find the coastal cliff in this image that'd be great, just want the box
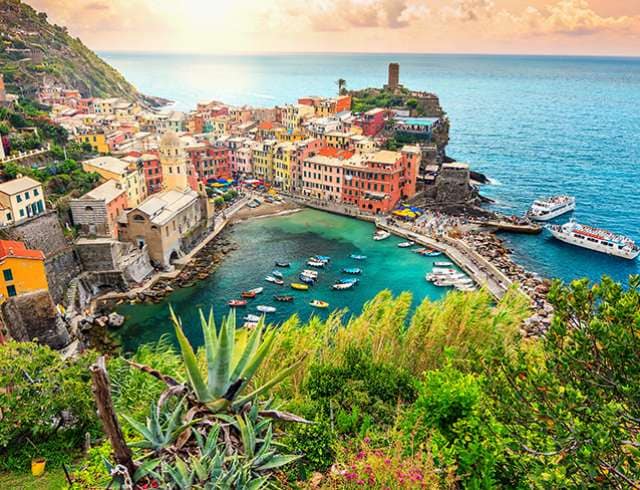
[0,0,163,105]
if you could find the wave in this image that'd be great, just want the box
[487,177,503,186]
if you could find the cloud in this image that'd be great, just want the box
[83,2,109,11]
[442,0,495,22]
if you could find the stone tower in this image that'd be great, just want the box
[0,74,6,103]
[160,131,188,191]
[387,63,400,91]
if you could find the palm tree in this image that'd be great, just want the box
[336,78,347,95]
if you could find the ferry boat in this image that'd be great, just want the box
[546,220,640,260]
[528,195,576,221]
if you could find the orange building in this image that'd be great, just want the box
[0,240,48,301]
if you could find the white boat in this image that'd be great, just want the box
[301,269,319,278]
[397,241,414,248]
[332,282,355,290]
[546,220,640,260]
[248,287,264,295]
[256,305,276,313]
[307,260,325,268]
[434,261,453,267]
[373,230,391,241]
[265,276,284,285]
[528,195,575,221]
[244,314,261,322]
[455,284,477,292]
[427,272,466,283]
[431,267,457,275]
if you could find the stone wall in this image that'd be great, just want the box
[2,289,70,349]
[76,238,153,283]
[435,163,474,204]
[46,250,82,304]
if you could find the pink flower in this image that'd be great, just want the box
[363,436,371,444]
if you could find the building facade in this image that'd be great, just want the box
[0,177,46,226]
[0,240,48,302]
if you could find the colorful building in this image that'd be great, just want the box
[76,132,109,154]
[0,240,48,301]
[82,156,146,207]
[354,108,386,137]
[273,143,296,191]
[185,141,231,184]
[252,140,277,182]
[69,180,128,238]
[0,177,46,226]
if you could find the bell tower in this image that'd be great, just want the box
[160,131,188,191]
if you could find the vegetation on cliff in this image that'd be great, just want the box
[0,0,147,102]
[1,277,639,488]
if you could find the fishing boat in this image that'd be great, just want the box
[241,291,257,299]
[350,254,367,260]
[274,295,294,302]
[314,255,331,262]
[248,287,264,295]
[342,268,362,275]
[244,314,261,322]
[271,270,284,279]
[397,241,414,248]
[301,269,318,278]
[307,259,325,268]
[434,261,453,267]
[275,261,291,268]
[291,283,309,291]
[310,300,329,308]
[337,278,359,285]
[298,275,315,284]
[228,299,247,307]
[373,230,391,241]
[265,276,284,285]
[257,305,276,313]
[332,282,355,290]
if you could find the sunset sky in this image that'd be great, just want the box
[28,0,640,56]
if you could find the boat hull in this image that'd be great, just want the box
[548,228,640,259]
[530,201,576,221]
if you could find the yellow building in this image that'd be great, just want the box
[0,177,47,226]
[0,240,48,301]
[322,131,353,150]
[273,143,295,191]
[281,104,315,131]
[275,127,306,143]
[76,133,109,154]
[82,156,146,207]
[251,140,277,182]
[159,132,189,191]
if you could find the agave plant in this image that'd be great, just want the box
[169,307,303,413]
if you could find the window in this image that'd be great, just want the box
[6,285,16,297]
[3,269,13,281]
[34,188,39,196]
[19,209,24,218]
[16,195,22,203]
[25,191,30,200]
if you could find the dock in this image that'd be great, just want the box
[470,219,543,235]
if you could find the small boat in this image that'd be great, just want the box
[301,269,319,278]
[248,287,264,295]
[434,261,453,267]
[350,254,367,260]
[265,276,284,285]
[414,248,429,254]
[432,267,457,274]
[310,300,329,309]
[337,278,359,285]
[299,275,315,284]
[275,261,291,268]
[271,270,284,279]
[342,268,362,275]
[307,260,325,268]
[243,321,259,329]
[241,291,257,299]
[257,305,276,313]
[425,251,443,257]
[244,314,261,322]
[228,299,247,307]
[397,241,414,248]
[274,295,294,302]
[332,282,355,290]
[314,255,331,262]
[373,230,391,241]
[291,283,309,291]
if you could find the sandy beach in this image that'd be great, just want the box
[230,199,302,222]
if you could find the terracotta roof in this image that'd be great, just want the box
[0,240,45,261]
[258,121,274,130]
[318,147,354,159]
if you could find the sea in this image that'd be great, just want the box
[100,52,640,347]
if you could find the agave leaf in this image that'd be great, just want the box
[233,357,305,409]
[236,414,257,458]
[133,459,161,482]
[237,329,277,390]
[121,413,155,442]
[204,398,230,413]
[165,397,186,435]
[171,306,211,402]
[230,317,264,380]
[210,310,234,397]
[244,476,270,490]
[254,424,273,461]
[202,308,219,395]
[255,454,302,471]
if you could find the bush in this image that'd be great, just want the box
[0,341,99,472]
[283,417,337,480]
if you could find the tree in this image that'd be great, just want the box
[336,78,347,96]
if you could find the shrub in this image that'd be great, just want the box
[283,417,337,480]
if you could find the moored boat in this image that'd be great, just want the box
[275,261,291,268]
[265,276,284,285]
[298,275,315,284]
[274,295,294,302]
[434,261,453,267]
[310,300,329,308]
[546,220,640,260]
[257,305,276,313]
[291,283,309,291]
[248,287,264,295]
[241,291,257,299]
[271,270,284,279]
[314,255,331,262]
[398,241,414,248]
[244,314,261,322]
[341,268,362,275]
[228,299,247,307]
[350,254,367,260]
[337,278,360,285]
[528,195,576,221]
[332,282,355,290]
[301,269,319,278]
[373,230,391,241]
[307,260,325,268]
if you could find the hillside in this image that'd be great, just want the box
[0,0,162,105]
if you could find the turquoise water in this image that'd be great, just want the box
[101,52,640,284]
[118,209,451,350]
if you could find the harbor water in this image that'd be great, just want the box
[117,209,453,350]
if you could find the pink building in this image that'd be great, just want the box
[301,147,353,201]
[354,108,386,137]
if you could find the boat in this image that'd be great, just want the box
[301,269,318,278]
[332,282,355,290]
[373,230,391,241]
[314,255,331,262]
[425,251,442,257]
[271,270,284,279]
[298,275,315,284]
[546,220,640,260]
[432,267,457,274]
[243,321,259,329]
[274,295,294,302]
[528,195,576,221]
[265,276,284,285]
[342,268,362,275]
[241,291,257,299]
[307,260,325,268]
[291,283,309,291]
[337,278,359,285]
[310,300,329,309]
[397,241,414,248]
[434,261,453,267]
[455,284,477,292]
[275,261,291,268]
[248,287,264,295]
[350,254,367,260]
[228,299,247,307]
[244,314,261,322]
[257,305,276,313]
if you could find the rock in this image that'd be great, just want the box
[108,312,125,328]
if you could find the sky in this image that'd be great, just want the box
[28,0,640,56]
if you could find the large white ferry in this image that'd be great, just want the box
[528,195,576,221]
[546,220,640,260]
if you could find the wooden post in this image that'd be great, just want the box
[90,356,136,477]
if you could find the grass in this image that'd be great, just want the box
[0,469,68,490]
